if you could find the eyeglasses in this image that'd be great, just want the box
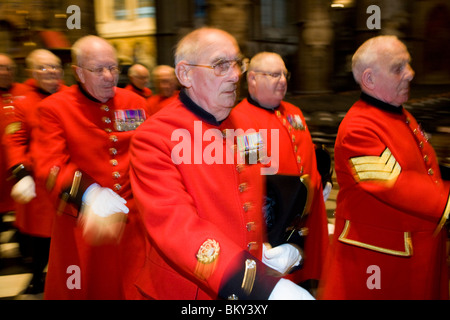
[254,71,291,81]
[36,65,62,72]
[187,57,248,76]
[79,65,121,76]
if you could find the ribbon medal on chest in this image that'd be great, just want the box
[114,109,146,132]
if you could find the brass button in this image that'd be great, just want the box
[112,171,121,179]
[428,168,434,176]
[109,148,117,155]
[101,105,109,112]
[239,183,247,193]
[243,202,252,212]
[423,155,429,163]
[110,135,118,143]
[105,128,112,133]
[297,155,301,163]
[246,222,254,232]
[247,242,258,251]
[236,164,244,173]
[110,159,118,166]
[419,141,424,149]
[102,117,111,124]
[113,183,122,191]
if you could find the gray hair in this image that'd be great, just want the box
[25,49,61,69]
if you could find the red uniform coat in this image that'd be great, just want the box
[3,82,65,237]
[129,90,280,300]
[146,91,179,116]
[233,98,329,283]
[34,85,148,299]
[319,93,450,300]
[0,83,30,213]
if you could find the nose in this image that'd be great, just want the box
[405,63,415,81]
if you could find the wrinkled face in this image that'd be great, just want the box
[181,31,242,121]
[372,41,415,106]
[0,55,14,89]
[76,42,119,103]
[250,55,288,109]
[32,53,63,94]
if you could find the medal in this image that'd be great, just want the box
[114,108,146,131]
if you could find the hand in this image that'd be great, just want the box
[11,175,36,204]
[79,184,129,245]
[262,243,302,275]
[323,181,332,202]
[268,278,315,300]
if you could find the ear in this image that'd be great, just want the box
[361,68,375,90]
[246,71,257,87]
[175,62,191,88]
[72,65,84,83]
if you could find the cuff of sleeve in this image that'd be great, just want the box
[218,250,280,300]
[9,164,31,182]
[60,170,97,210]
[434,192,450,236]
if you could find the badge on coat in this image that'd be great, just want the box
[194,239,220,280]
[287,114,304,130]
[114,109,146,131]
[236,132,265,164]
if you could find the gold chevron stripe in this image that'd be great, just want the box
[350,148,401,183]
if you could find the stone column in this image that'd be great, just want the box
[296,0,334,93]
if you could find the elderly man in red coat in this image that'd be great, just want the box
[232,52,330,295]
[129,27,314,300]
[0,54,30,219]
[318,35,450,300]
[33,36,148,299]
[3,49,65,294]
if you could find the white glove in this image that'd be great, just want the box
[11,175,36,204]
[269,278,315,300]
[323,181,332,202]
[262,243,302,275]
[79,183,129,245]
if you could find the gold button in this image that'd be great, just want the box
[101,105,109,112]
[110,159,118,166]
[109,148,117,155]
[114,183,122,191]
[292,135,295,143]
[110,135,118,143]
[105,128,112,133]
[102,117,111,124]
[423,155,429,163]
[239,183,247,193]
[112,171,121,179]
[247,242,258,251]
[243,202,251,212]
[294,145,298,152]
[297,155,301,163]
[236,164,244,173]
[405,117,410,124]
[246,222,254,232]
[428,168,434,176]
[419,141,424,149]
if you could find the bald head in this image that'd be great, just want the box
[352,35,415,106]
[72,35,117,67]
[72,35,120,102]
[128,64,150,90]
[26,49,63,94]
[152,65,178,97]
[352,35,406,84]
